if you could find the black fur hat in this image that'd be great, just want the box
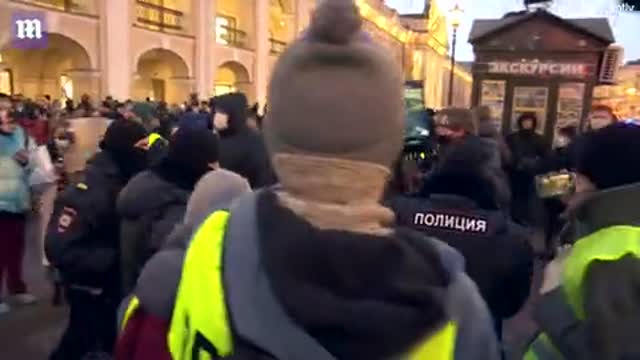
[576,122,640,190]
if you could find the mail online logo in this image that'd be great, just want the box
[11,11,48,49]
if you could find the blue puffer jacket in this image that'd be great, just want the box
[0,127,31,214]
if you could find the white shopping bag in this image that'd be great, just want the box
[29,145,58,186]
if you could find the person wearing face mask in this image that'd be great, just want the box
[537,125,580,257]
[213,92,276,188]
[117,128,220,295]
[506,112,548,225]
[432,108,510,211]
[525,121,640,360]
[0,108,39,314]
[433,107,476,150]
[45,118,148,360]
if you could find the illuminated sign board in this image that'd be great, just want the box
[488,61,592,77]
[11,11,47,49]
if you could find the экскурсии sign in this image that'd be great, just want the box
[487,61,595,77]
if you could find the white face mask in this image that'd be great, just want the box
[213,112,229,130]
[55,139,71,151]
[555,136,569,148]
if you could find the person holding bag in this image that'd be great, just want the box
[0,107,38,315]
[27,133,59,268]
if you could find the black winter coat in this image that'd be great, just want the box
[219,130,276,189]
[45,152,128,292]
[117,168,191,294]
[390,194,534,320]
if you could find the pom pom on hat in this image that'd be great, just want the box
[308,0,362,44]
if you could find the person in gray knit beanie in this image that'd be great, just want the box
[264,0,405,221]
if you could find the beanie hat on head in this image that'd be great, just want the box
[436,108,477,135]
[184,169,251,226]
[100,119,148,155]
[168,127,219,180]
[263,0,405,169]
[576,122,640,190]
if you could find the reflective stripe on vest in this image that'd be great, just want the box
[407,321,457,360]
[148,133,163,147]
[168,211,233,360]
[525,225,640,360]
[121,296,140,332]
[523,333,564,360]
[168,210,458,360]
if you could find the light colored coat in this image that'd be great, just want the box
[0,127,33,213]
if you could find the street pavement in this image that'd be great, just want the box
[0,213,544,360]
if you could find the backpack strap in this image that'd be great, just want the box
[224,191,336,360]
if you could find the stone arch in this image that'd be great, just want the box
[0,33,96,101]
[132,48,192,104]
[215,61,252,97]
[133,46,191,78]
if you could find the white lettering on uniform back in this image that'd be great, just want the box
[424,214,435,226]
[411,211,489,234]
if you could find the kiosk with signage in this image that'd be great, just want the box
[469,9,617,143]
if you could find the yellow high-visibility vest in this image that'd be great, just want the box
[524,225,640,360]
[121,210,459,359]
[148,133,164,147]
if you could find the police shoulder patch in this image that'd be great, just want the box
[57,207,78,233]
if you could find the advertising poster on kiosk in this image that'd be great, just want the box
[480,80,506,132]
[555,83,585,145]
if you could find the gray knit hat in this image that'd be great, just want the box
[263,0,405,169]
[184,169,251,226]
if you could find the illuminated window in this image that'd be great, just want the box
[215,15,236,45]
[60,75,74,100]
[0,70,12,95]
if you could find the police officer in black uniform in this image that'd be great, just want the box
[46,118,148,360]
[389,137,534,352]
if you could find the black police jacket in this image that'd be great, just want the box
[389,194,534,320]
[45,151,128,291]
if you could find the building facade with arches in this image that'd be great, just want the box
[0,0,471,108]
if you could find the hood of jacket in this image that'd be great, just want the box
[117,169,191,219]
[215,93,248,137]
[572,182,640,238]
[84,151,128,185]
[255,190,453,359]
[183,169,251,226]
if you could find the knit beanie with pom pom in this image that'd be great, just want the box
[263,0,405,170]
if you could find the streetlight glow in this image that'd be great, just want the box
[449,3,464,29]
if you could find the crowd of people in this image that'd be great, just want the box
[1,0,639,359]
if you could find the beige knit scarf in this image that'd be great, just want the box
[272,153,395,235]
